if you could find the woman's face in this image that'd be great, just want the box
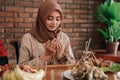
[45,10,61,31]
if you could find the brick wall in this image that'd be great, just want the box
[0,0,107,64]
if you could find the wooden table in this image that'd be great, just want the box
[94,49,120,62]
[45,64,116,80]
[0,64,117,80]
[46,64,73,80]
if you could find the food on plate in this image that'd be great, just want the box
[19,65,38,73]
[2,65,45,80]
[71,51,111,80]
[0,64,13,77]
[71,39,120,80]
[102,63,120,72]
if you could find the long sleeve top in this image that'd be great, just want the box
[19,32,75,67]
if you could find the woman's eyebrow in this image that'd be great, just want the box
[48,16,52,17]
[56,16,61,18]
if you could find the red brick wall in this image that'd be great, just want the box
[0,0,106,64]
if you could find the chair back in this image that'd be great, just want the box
[10,41,20,64]
[14,41,20,64]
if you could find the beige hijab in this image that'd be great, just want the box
[29,0,62,43]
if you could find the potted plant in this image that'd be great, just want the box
[95,0,120,54]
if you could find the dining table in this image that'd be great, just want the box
[45,64,73,80]
[45,64,117,80]
[0,63,119,80]
[93,49,120,62]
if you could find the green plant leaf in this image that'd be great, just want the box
[102,63,120,72]
[97,28,109,39]
[108,2,120,21]
[95,0,120,42]
[109,19,120,41]
[95,4,109,22]
[105,0,114,6]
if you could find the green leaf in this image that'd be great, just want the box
[105,0,114,6]
[95,4,109,22]
[108,2,120,21]
[102,63,120,72]
[97,28,109,39]
[95,0,120,42]
[109,19,120,41]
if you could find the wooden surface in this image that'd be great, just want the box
[45,64,116,80]
[45,64,73,80]
[0,64,117,80]
[94,49,120,62]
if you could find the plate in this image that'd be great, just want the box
[63,69,74,80]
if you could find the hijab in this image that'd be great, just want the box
[29,0,62,43]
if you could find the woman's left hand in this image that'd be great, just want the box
[45,38,58,55]
[55,39,63,58]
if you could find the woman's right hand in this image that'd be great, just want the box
[45,38,57,55]
[40,38,57,63]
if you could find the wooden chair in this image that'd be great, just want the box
[10,40,20,64]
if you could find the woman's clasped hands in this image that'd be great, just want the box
[45,38,63,59]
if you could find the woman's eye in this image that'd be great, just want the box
[47,17,53,20]
[47,16,61,21]
[56,18,60,21]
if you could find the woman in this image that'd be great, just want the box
[19,0,75,67]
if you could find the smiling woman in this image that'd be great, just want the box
[18,0,76,67]
[45,10,61,31]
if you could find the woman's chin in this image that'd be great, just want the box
[48,28,57,31]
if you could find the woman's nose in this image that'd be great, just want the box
[52,20,57,26]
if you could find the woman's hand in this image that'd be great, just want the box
[40,39,58,63]
[55,39,63,58]
[45,38,57,55]
[45,38,63,59]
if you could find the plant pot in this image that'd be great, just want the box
[105,42,119,55]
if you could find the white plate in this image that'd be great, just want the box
[63,69,74,80]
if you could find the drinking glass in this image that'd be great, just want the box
[36,59,47,80]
